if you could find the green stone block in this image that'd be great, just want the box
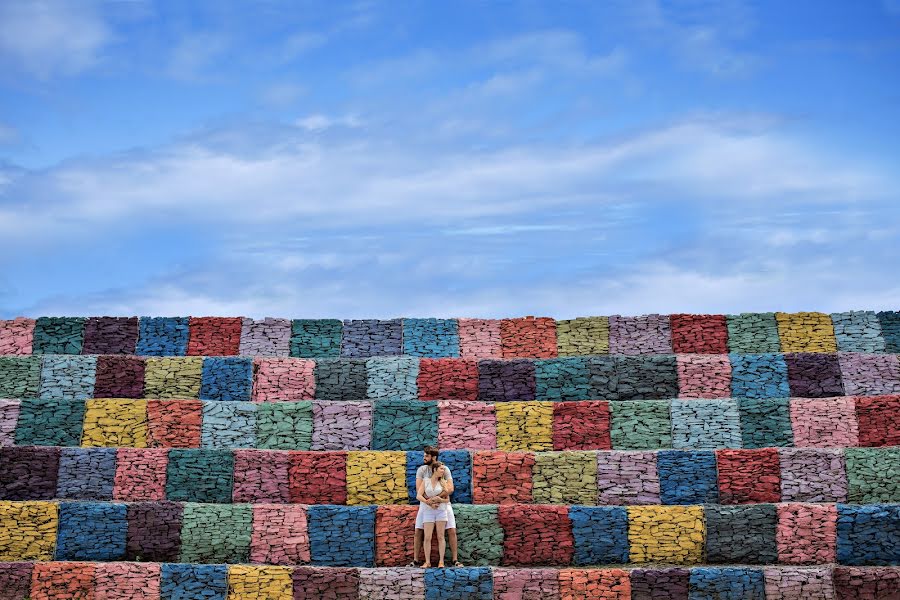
[609,400,672,450]
[179,503,252,563]
[256,401,313,450]
[14,398,86,446]
[0,356,42,398]
[845,447,900,503]
[453,505,503,566]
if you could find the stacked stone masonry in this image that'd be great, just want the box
[0,310,897,598]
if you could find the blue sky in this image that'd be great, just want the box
[1,0,899,318]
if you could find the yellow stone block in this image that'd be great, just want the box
[346,451,408,505]
[557,317,610,356]
[627,505,705,564]
[144,356,203,398]
[496,401,553,451]
[228,565,293,600]
[532,451,597,505]
[0,501,58,561]
[775,311,837,353]
[81,399,148,447]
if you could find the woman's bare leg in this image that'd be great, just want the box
[422,523,434,567]
[435,521,447,567]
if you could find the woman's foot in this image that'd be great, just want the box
[422,563,431,568]
[437,562,445,568]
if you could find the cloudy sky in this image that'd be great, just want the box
[1,0,898,318]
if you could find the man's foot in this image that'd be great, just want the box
[454,561,463,567]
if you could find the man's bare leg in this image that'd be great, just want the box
[413,528,424,563]
[448,528,459,564]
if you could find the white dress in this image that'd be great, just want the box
[420,478,449,523]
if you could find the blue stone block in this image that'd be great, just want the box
[56,447,117,500]
[308,505,376,567]
[535,357,592,401]
[366,357,420,401]
[200,401,257,449]
[200,357,253,402]
[137,317,190,356]
[38,355,96,400]
[689,568,765,600]
[403,318,460,358]
[569,505,629,565]
[439,450,472,504]
[425,567,493,600]
[729,354,790,398]
[160,564,228,600]
[671,399,742,450]
[837,504,900,566]
[341,319,403,358]
[55,501,127,560]
[658,450,719,505]
[406,451,422,504]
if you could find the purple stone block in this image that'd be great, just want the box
[779,448,847,502]
[785,353,844,398]
[838,353,900,396]
[0,447,60,500]
[596,450,660,505]
[239,318,292,357]
[608,314,672,355]
[126,501,184,562]
[311,401,373,450]
[630,568,690,600]
[477,359,536,402]
[0,400,20,447]
[0,562,33,600]
[82,316,139,355]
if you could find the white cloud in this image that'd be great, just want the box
[0,115,890,245]
[0,0,111,78]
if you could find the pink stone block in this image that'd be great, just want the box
[253,357,315,402]
[0,318,35,355]
[776,503,837,564]
[763,567,834,600]
[113,448,168,501]
[493,568,561,600]
[311,401,372,451]
[240,317,292,357]
[596,451,660,504]
[0,399,21,447]
[233,449,292,503]
[251,504,310,564]
[676,354,732,398]
[458,319,502,359]
[438,400,497,450]
[608,314,672,355]
[779,448,847,503]
[790,397,859,447]
[838,353,900,396]
[94,562,161,600]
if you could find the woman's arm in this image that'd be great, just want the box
[415,478,430,504]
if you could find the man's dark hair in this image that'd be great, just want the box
[423,446,439,457]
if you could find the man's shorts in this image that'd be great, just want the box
[415,502,456,529]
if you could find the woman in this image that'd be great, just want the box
[416,461,450,568]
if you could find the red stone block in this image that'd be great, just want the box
[552,401,611,450]
[716,448,781,504]
[670,314,729,354]
[30,562,96,600]
[147,400,202,448]
[501,317,558,359]
[289,451,347,504]
[417,359,478,401]
[472,451,534,504]
[187,317,242,356]
[558,569,631,600]
[499,504,574,566]
[374,505,438,566]
[855,394,900,447]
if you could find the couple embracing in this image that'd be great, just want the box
[411,446,463,568]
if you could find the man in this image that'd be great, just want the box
[412,446,462,567]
